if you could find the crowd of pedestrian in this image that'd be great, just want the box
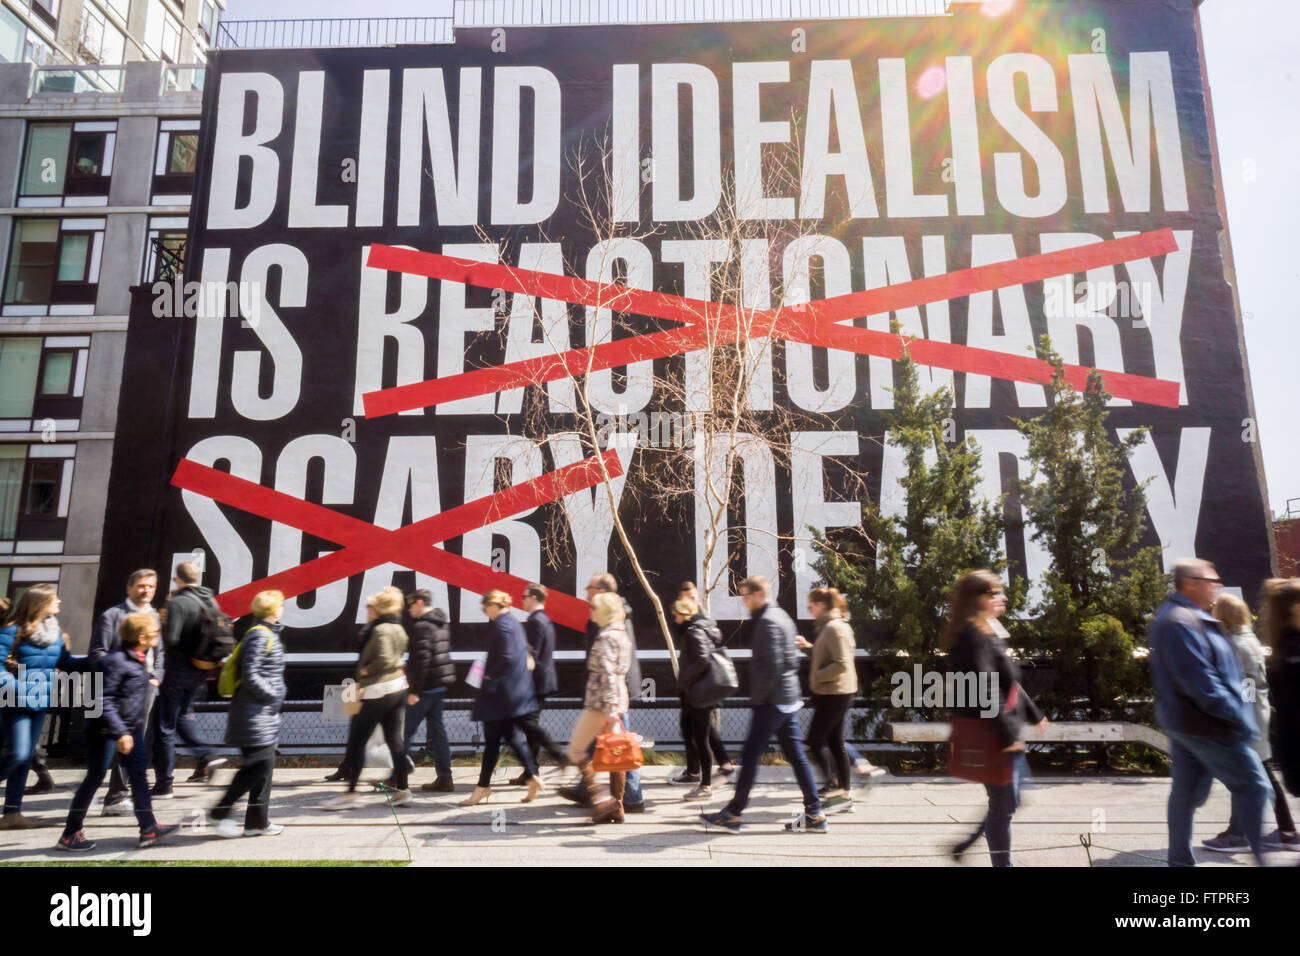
[1,556,1297,865]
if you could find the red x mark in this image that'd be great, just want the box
[170,449,623,632]
[361,229,1180,417]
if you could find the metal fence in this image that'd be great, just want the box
[453,0,951,25]
[185,698,887,754]
[214,18,454,49]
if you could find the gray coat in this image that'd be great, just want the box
[1228,627,1271,760]
[91,601,163,684]
[225,620,286,749]
[747,603,802,707]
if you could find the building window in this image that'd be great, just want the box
[78,4,125,65]
[143,217,187,281]
[0,444,73,544]
[146,0,180,62]
[2,220,104,315]
[18,121,115,206]
[105,0,131,23]
[152,120,199,204]
[200,0,217,44]
[0,336,89,430]
[29,0,60,30]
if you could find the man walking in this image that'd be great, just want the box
[1149,558,1270,866]
[151,562,227,796]
[91,569,163,815]
[702,576,826,834]
[404,590,456,793]
[510,584,569,783]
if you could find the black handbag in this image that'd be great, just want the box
[687,648,739,708]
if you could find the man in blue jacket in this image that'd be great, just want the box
[1149,559,1270,866]
[701,576,826,834]
[510,584,568,782]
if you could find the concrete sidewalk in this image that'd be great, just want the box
[1,765,1292,867]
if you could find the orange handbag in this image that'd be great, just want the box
[591,716,644,773]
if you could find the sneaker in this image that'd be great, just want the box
[1262,829,1300,851]
[716,764,738,777]
[821,795,854,815]
[137,823,180,848]
[101,797,132,817]
[700,810,742,834]
[150,782,175,799]
[1202,830,1250,853]
[669,771,701,785]
[319,792,362,811]
[388,789,414,807]
[245,823,285,837]
[784,814,829,833]
[683,785,713,802]
[817,785,848,799]
[213,817,242,839]
[56,830,95,852]
[421,779,455,793]
[187,758,228,783]
[0,812,45,830]
[27,775,55,795]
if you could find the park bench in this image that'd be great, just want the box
[886,721,1170,754]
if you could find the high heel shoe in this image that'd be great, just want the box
[522,776,546,803]
[458,786,492,807]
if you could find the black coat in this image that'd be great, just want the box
[225,621,286,749]
[744,603,802,707]
[92,647,154,739]
[407,609,455,693]
[471,614,538,722]
[1272,627,1300,796]
[91,602,163,685]
[947,621,1044,748]
[584,599,642,702]
[526,608,558,699]
[677,612,722,693]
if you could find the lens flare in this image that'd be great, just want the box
[915,64,947,99]
[981,0,1017,17]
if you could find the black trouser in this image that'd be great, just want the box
[681,695,730,775]
[477,718,537,788]
[805,693,854,790]
[681,703,717,786]
[1227,759,1296,835]
[517,708,567,767]
[212,744,277,829]
[341,692,408,793]
[107,687,158,800]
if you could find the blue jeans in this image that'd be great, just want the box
[152,663,214,784]
[963,751,1028,867]
[725,703,822,819]
[0,708,46,815]
[404,687,452,782]
[621,713,642,805]
[64,731,156,835]
[1167,731,1270,867]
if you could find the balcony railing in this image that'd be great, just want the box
[453,0,951,24]
[33,66,126,94]
[214,17,454,49]
[163,65,206,93]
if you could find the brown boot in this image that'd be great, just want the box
[592,771,625,824]
[560,760,597,808]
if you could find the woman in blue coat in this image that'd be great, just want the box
[461,590,542,806]
[0,584,87,829]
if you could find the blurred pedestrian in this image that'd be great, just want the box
[403,590,456,794]
[945,570,1047,866]
[1149,559,1269,866]
[320,587,412,810]
[797,587,858,812]
[673,595,726,801]
[460,591,543,806]
[1261,579,1300,853]
[566,592,632,823]
[701,576,827,834]
[210,590,287,837]
[510,584,568,784]
[57,612,176,850]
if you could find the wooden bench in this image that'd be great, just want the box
[886,721,1170,754]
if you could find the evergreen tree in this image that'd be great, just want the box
[1010,338,1168,729]
[814,339,1010,725]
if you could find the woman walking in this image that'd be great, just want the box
[0,585,87,830]
[56,612,177,850]
[321,587,412,810]
[674,595,727,801]
[797,587,858,811]
[211,590,287,837]
[946,570,1047,866]
[1260,581,1300,854]
[566,592,633,824]
[460,590,543,806]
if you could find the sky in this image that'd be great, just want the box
[221,0,1299,517]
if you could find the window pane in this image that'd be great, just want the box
[0,454,21,539]
[3,220,59,305]
[107,0,130,21]
[169,133,197,174]
[0,567,9,599]
[23,460,61,517]
[57,234,90,282]
[0,339,41,417]
[40,352,74,395]
[20,124,70,196]
[71,133,105,176]
[0,6,24,64]
[101,21,125,64]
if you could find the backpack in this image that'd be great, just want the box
[187,592,236,664]
[217,625,275,698]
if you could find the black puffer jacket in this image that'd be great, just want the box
[92,646,154,739]
[677,612,723,693]
[407,609,454,693]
